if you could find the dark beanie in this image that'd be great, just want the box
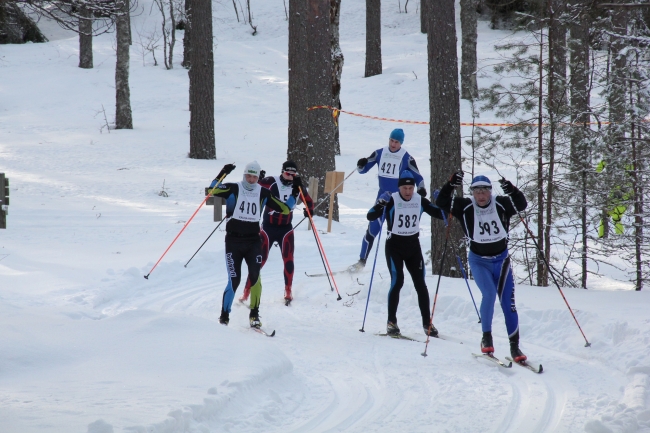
[282,160,298,173]
[398,170,416,187]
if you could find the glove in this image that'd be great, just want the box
[303,208,310,218]
[357,157,368,169]
[417,187,427,197]
[449,170,464,187]
[292,176,304,196]
[499,178,516,195]
[217,163,236,180]
[377,191,391,207]
[259,170,266,179]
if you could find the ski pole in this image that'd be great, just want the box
[309,215,336,293]
[359,213,385,333]
[438,208,482,324]
[422,191,456,357]
[184,217,228,268]
[299,187,342,300]
[294,169,356,230]
[144,172,228,279]
[505,191,591,347]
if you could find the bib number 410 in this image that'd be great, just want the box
[239,201,257,215]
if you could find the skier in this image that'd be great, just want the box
[208,161,298,329]
[353,128,427,271]
[239,160,314,305]
[436,171,528,362]
[367,171,444,337]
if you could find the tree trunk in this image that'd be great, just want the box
[288,0,337,219]
[536,25,546,286]
[460,0,478,100]
[182,0,191,69]
[428,0,463,277]
[331,0,343,156]
[115,0,133,129]
[188,0,215,159]
[365,0,382,77]
[420,0,428,33]
[78,6,93,69]
[169,0,176,69]
[568,0,590,288]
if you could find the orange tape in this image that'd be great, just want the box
[307,105,617,128]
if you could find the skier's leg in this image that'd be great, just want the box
[222,238,245,316]
[468,251,498,333]
[279,227,295,301]
[241,230,269,301]
[244,238,264,314]
[495,252,519,337]
[404,246,431,328]
[359,217,382,261]
[385,241,405,325]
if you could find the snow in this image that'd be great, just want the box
[1,1,649,432]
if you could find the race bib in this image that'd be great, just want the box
[377,146,406,179]
[470,197,507,244]
[390,192,421,236]
[232,182,262,222]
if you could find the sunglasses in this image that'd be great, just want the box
[471,187,492,193]
[283,171,297,177]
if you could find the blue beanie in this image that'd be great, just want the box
[389,128,405,143]
[470,175,492,189]
[398,170,415,186]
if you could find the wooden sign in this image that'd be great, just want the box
[324,171,345,233]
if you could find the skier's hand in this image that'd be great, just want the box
[499,178,516,195]
[357,157,368,169]
[303,208,310,218]
[377,191,391,207]
[259,170,266,180]
[449,170,464,187]
[292,176,304,196]
[217,163,236,180]
[417,187,427,197]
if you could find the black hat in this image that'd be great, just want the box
[282,160,298,174]
[398,170,416,187]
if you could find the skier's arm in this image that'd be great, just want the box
[257,176,274,190]
[406,156,426,191]
[300,189,315,213]
[499,188,527,217]
[357,150,379,174]
[261,188,295,215]
[421,197,444,220]
[435,182,469,218]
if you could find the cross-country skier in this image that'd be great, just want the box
[367,171,444,337]
[353,128,427,271]
[436,171,528,362]
[208,162,297,329]
[238,161,314,305]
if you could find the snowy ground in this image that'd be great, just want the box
[1,1,649,432]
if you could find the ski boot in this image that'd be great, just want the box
[386,321,400,336]
[284,285,293,306]
[481,331,494,354]
[509,331,527,362]
[219,311,230,326]
[423,324,439,337]
[249,308,262,328]
[348,258,366,273]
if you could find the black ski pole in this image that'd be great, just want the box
[359,213,385,333]
[422,213,453,357]
[184,218,227,268]
[504,189,591,347]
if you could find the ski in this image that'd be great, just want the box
[251,327,276,337]
[376,333,422,342]
[471,353,513,368]
[305,261,366,277]
[305,269,350,278]
[506,357,543,373]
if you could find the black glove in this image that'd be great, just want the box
[449,170,464,187]
[292,176,304,196]
[357,157,368,169]
[259,170,266,179]
[417,187,427,197]
[377,191,391,207]
[303,208,310,218]
[217,163,236,180]
[499,178,516,195]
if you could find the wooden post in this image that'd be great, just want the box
[307,176,319,230]
[324,171,345,233]
[205,187,224,221]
